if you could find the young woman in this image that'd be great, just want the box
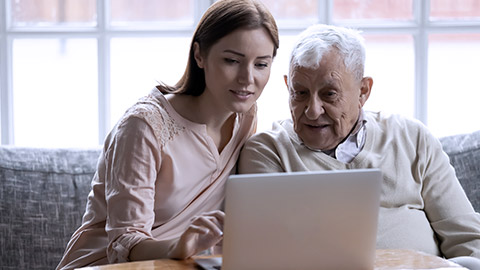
[56,0,279,269]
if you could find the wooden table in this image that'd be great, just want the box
[77,249,466,269]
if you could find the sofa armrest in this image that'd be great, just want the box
[0,146,101,270]
[440,131,480,212]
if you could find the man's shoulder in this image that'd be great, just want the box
[248,119,295,144]
[365,111,434,143]
[365,111,426,130]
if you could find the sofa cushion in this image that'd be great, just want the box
[440,130,480,212]
[0,146,101,270]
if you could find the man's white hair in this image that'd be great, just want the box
[289,24,366,81]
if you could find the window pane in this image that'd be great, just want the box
[333,0,413,21]
[428,33,480,137]
[256,34,297,132]
[260,0,318,26]
[10,0,96,27]
[0,36,2,142]
[12,39,98,147]
[109,0,194,27]
[363,35,415,118]
[430,0,480,20]
[110,37,190,128]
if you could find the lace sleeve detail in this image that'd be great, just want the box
[118,95,185,147]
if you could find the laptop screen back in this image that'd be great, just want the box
[221,169,382,270]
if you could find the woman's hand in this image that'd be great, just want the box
[168,210,225,259]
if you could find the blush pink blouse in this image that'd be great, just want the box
[56,88,256,270]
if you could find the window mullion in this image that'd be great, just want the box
[194,0,214,26]
[1,0,13,144]
[414,0,429,125]
[97,0,110,144]
[318,0,333,24]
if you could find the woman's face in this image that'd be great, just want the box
[194,27,275,114]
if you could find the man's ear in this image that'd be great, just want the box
[193,42,204,69]
[359,77,373,106]
[284,75,290,93]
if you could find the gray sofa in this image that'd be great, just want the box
[0,147,101,270]
[1,131,479,270]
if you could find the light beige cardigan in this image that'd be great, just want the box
[238,111,480,259]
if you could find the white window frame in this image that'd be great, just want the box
[1,0,480,145]
[0,0,213,145]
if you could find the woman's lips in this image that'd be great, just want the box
[230,89,254,100]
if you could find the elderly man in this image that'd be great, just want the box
[238,24,480,267]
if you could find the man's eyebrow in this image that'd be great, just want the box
[223,49,272,59]
[291,82,307,89]
[319,78,339,89]
[290,80,337,91]
[322,81,337,88]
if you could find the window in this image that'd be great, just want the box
[1,0,479,147]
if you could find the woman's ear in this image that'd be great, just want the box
[193,42,204,69]
[359,77,373,106]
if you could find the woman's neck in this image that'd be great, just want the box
[167,93,235,152]
[168,94,232,127]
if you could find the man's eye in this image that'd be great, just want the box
[292,90,308,101]
[324,91,337,99]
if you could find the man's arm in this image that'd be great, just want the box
[419,126,480,258]
[238,131,286,174]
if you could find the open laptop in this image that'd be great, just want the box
[197,169,382,270]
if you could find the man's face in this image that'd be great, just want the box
[286,49,371,151]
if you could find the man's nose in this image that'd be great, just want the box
[238,64,254,85]
[304,96,325,120]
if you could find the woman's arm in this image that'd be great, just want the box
[129,210,224,260]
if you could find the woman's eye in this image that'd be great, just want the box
[255,62,269,68]
[224,58,239,64]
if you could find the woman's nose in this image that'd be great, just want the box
[238,65,254,85]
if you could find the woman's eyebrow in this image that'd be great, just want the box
[223,49,245,57]
[223,49,272,59]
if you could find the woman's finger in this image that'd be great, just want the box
[191,216,223,236]
[187,223,209,235]
[203,210,225,221]
[195,210,225,229]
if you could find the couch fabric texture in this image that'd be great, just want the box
[0,147,101,270]
[0,130,479,270]
[439,130,480,212]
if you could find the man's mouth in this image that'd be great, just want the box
[306,123,329,128]
[305,123,330,130]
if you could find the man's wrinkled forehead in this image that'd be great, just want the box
[290,66,342,90]
[287,64,313,86]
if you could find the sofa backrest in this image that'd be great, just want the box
[0,130,478,270]
[440,130,480,212]
[0,146,101,270]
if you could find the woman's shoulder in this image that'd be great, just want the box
[121,94,167,125]
[117,89,186,145]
